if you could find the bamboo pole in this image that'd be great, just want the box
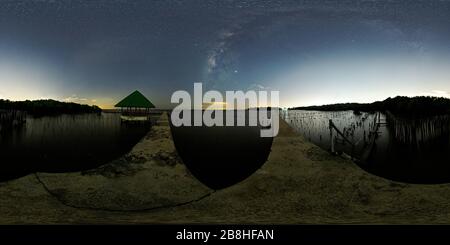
[329,119,335,153]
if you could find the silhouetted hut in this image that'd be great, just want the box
[115,90,155,121]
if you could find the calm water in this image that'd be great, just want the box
[285,110,450,184]
[0,112,151,180]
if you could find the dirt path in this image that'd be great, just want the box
[1,114,450,224]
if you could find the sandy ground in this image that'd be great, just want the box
[1,113,450,224]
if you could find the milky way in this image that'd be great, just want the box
[1,1,450,108]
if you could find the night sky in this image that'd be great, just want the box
[1,0,450,108]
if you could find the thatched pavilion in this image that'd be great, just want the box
[115,90,155,121]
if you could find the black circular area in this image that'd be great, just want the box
[169,110,274,189]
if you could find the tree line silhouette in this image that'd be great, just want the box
[290,96,450,118]
[0,99,101,116]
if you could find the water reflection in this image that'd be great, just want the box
[0,113,151,181]
[284,110,380,154]
[368,113,450,184]
[286,110,450,184]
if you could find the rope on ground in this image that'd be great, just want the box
[33,172,214,213]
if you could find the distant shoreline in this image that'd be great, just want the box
[289,96,450,118]
[0,99,101,116]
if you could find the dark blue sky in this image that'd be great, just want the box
[1,0,450,108]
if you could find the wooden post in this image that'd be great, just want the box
[329,119,335,153]
[363,130,366,145]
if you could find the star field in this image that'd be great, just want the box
[1,1,450,108]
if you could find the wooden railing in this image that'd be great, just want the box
[329,111,383,161]
[328,119,356,158]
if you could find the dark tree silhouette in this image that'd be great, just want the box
[289,96,450,118]
[0,99,101,116]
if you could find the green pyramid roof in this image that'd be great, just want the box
[115,90,155,108]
